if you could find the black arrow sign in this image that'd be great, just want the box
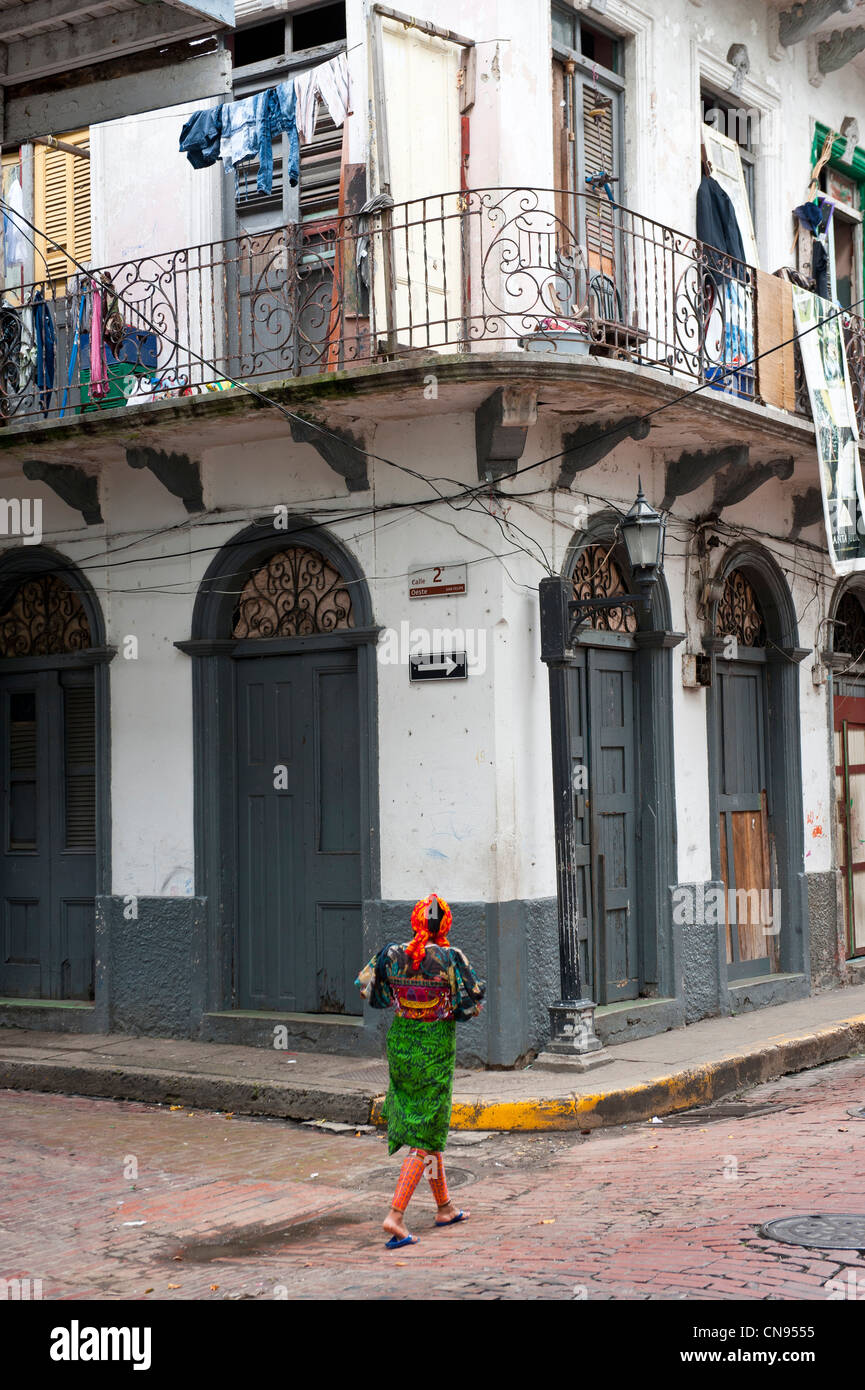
[409,652,468,682]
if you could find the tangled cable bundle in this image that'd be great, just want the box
[406,893,452,969]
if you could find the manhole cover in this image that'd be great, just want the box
[350,1165,477,1194]
[847,1106,865,1120]
[760,1215,865,1249]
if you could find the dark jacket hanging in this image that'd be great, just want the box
[696,174,747,270]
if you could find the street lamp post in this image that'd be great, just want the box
[537,483,666,1063]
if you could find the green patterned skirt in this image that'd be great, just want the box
[383,1015,457,1155]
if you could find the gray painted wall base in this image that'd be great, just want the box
[677,881,725,1024]
[808,869,844,986]
[98,895,207,1038]
[0,879,848,1062]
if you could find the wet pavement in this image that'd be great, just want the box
[2,1054,865,1300]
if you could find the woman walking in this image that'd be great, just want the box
[356,892,485,1249]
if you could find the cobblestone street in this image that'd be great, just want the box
[2,1054,865,1301]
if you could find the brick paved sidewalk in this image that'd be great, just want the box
[2,1054,865,1300]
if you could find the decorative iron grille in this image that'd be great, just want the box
[232,546,354,638]
[0,574,92,656]
[715,569,766,647]
[571,543,637,634]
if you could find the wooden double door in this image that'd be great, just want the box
[234,648,363,1015]
[566,643,640,1003]
[0,667,96,1000]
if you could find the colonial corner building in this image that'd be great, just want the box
[1,0,864,1068]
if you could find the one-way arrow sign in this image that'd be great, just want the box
[409,651,468,682]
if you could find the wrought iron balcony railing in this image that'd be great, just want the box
[0,186,855,432]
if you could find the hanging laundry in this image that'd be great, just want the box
[179,105,225,169]
[32,291,55,417]
[256,82,299,196]
[696,173,746,267]
[794,197,834,300]
[181,80,301,196]
[3,175,28,267]
[101,272,125,354]
[221,93,264,173]
[294,52,349,143]
[317,53,350,127]
[294,68,319,145]
[89,281,110,401]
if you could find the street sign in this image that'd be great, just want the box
[409,652,468,682]
[408,563,467,599]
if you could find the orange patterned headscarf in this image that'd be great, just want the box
[406,893,452,970]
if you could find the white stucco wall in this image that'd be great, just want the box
[5,0,858,920]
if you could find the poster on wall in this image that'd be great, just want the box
[792,286,865,573]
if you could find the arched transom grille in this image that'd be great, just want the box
[0,573,92,657]
[571,543,637,634]
[232,546,355,638]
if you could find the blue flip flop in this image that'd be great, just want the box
[434,1210,468,1227]
[385,1233,418,1249]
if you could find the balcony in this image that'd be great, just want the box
[0,187,858,434]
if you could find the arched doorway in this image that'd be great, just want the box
[707,550,805,982]
[829,585,865,959]
[563,528,678,1006]
[182,522,379,1018]
[0,553,108,1000]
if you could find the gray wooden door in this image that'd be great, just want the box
[0,669,96,999]
[565,651,593,997]
[588,647,639,1002]
[235,647,362,1014]
[716,658,776,977]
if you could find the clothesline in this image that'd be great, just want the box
[179,49,350,198]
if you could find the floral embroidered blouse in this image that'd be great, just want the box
[355,942,485,1022]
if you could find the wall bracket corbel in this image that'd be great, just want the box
[21,459,103,525]
[475,386,538,482]
[556,416,651,490]
[661,444,748,511]
[126,446,204,513]
[289,417,370,492]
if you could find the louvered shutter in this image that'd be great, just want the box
[64,682,96,851]
[33,130,91,293]
[581,81,616,278]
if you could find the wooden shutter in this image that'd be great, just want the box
[64,682,96,851]
[33,130,91,292]
[582,80,616,277]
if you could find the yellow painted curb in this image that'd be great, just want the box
[368,1014,865,1133]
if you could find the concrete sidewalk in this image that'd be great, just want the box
[1,984,865,1131]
